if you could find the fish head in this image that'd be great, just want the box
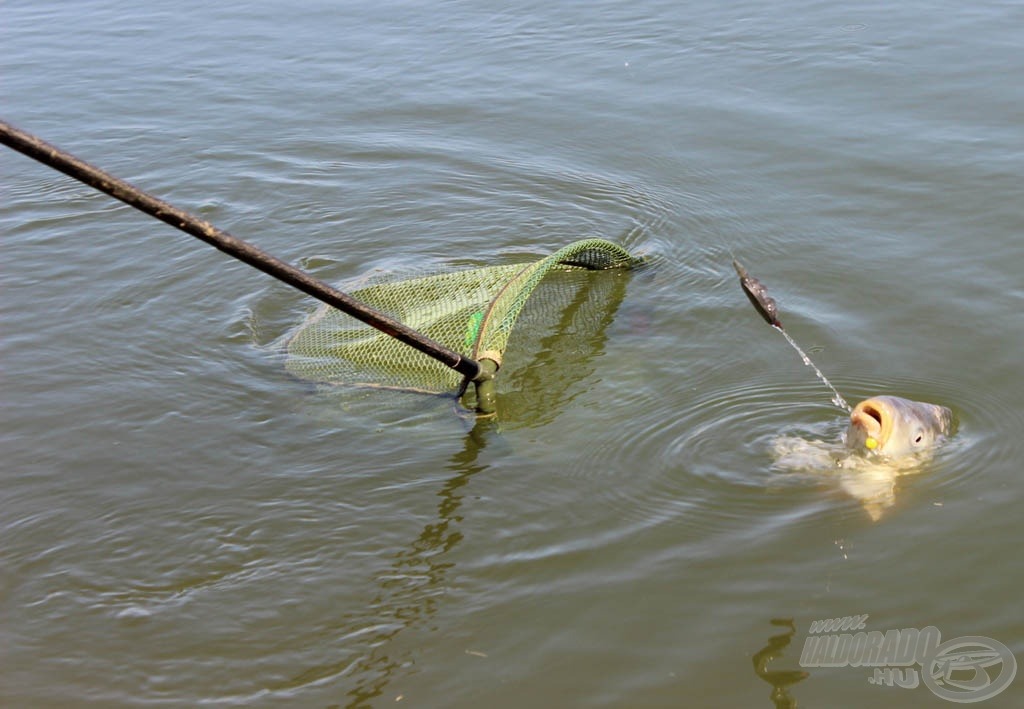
[846,395,953,457]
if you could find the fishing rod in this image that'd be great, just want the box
[0,120,500,411]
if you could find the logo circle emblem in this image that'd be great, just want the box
[921,636,1017,703]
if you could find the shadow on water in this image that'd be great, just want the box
[752,618,810,709]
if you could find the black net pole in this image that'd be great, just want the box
[0,119,482,382]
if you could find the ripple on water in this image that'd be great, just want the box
[573,365,1023,534]
[243,143,680,348]
[563,378,836,538]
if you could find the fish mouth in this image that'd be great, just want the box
[849,397,895,449]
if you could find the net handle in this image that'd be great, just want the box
[0,119,490,390]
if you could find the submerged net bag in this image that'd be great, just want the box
[285,238,641,396]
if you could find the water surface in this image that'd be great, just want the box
[3,1,1023,706]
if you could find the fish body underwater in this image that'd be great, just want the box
[772,395,954,520]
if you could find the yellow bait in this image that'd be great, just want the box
[865,437,878,450]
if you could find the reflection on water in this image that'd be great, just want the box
[5,0,1024,705]
[752,619,809,709]
[494,266,634,425]
[267,419,493,707]
[265,268,632,705]
[347,420,495,707]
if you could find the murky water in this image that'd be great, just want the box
[3,1,1023,707]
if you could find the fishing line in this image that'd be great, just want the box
[733,259,851,412]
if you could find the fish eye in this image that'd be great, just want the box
[913,432,924,445]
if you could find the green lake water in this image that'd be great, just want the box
[3,1,1022,706]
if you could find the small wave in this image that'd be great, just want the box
[569,361,1019,531]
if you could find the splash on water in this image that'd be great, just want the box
[776,327,851,412]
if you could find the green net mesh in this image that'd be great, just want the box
[284,238,640,394]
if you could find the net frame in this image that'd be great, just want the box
[285,238,640,396]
